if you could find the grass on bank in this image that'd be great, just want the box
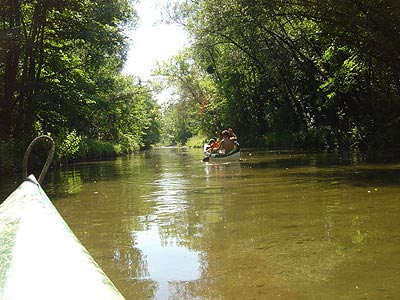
[186,134,208,148]
[0,137,133,175]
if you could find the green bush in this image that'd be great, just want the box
[186,134,208,148]
[118,133,141,153]
[0,140,20,174]
[0,136,124,174]
[79,139,118,160]
[263,132,298,148]
[0,138,54,175]
[58,136,119,162]
[57,130,82,161]
[303,127,330,149]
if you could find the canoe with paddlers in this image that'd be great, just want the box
[203,140,241,162]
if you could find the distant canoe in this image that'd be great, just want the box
[0,175,125,300]
[203,142,241,163]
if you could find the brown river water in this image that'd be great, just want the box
[1,148,400,299]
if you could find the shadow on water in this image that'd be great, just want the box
[240,150,400,187]
[242,149,400,166]
[285,167,400,187]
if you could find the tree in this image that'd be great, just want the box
[164,0,400,150]
[155,50,220,144]
[0,0,137,140]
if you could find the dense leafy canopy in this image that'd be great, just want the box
[159,0,400,150]
[2,0,399,160]
[0,0,161,162]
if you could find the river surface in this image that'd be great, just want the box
[1,148,400,300]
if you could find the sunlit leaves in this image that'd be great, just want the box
[319,46,365,100]
[165,0,400,150]
[0,0,161,154]
[154,48,222,144]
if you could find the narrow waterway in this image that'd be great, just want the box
[1,148,400,299]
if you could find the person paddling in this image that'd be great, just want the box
[227,128,237,141]
[203,128,239,162]
[214,130,235,154]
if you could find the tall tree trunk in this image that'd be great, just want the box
[0,0,22,139]
[14,2,46,137]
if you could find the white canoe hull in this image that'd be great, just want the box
[207,151,241,162]
[0,175,125,300]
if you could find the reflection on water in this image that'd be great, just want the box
[147,170,190,224]
[135,164,201,299]
[203,161,242,181]
[2,148,400,299]
[134,226,200,300]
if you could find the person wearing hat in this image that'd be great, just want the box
[206,137,220,153]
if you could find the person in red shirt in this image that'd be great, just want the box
[205,137,220,153]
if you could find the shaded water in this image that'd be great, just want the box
[1,148,400,299]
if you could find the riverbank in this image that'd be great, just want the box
[3,134,400,177]
[0,138,124,176]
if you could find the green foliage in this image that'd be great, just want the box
[159,100,192,146]
[0,140,21,174]
[88,75,161,150]
[319,47,365,100]
[155,49,229,145]
[118,133,141,153]
[263,132,298,149]
[57,130,82,161]
[162,0,400,151]
[186,134,208,148]
[80,139,118,160]
[0,0,162,167]
[59,137,120,162]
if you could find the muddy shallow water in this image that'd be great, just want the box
[2,148,400,299]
